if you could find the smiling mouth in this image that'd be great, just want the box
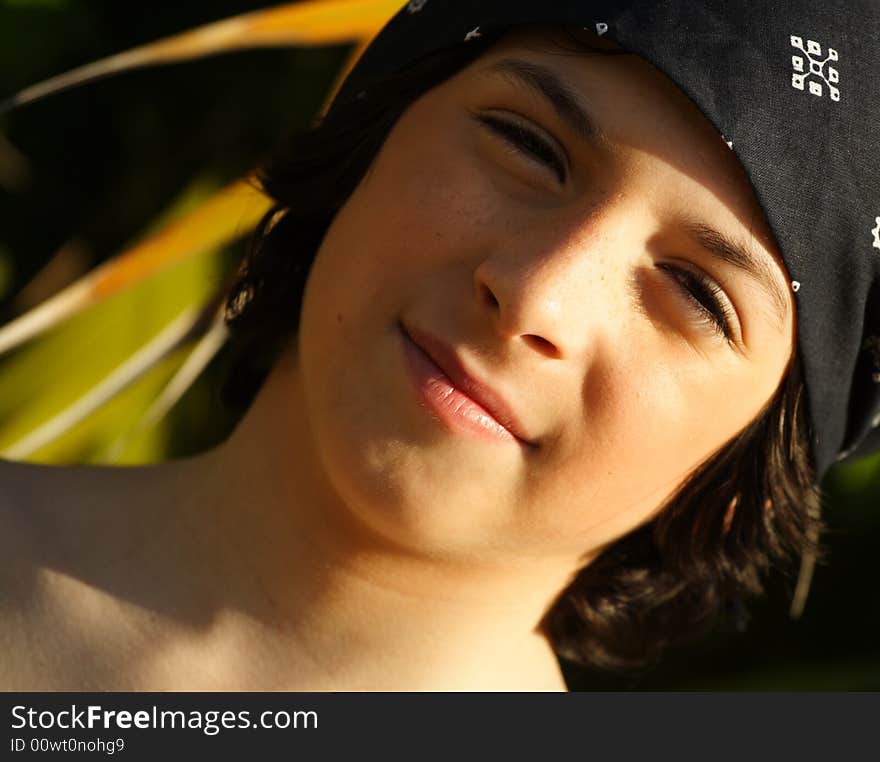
[398,322,534,448]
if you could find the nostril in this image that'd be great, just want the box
[523,334,560,358]
[479,282,499,311]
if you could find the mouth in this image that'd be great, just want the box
[398,321,535,449]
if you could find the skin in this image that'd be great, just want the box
[0,29,795,691]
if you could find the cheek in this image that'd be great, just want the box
[516,370,686,549]
[300,130,503,360]
[516,355,777,553]
[309,160,481,308]
[361,99,505,264]
[291,147,525,555]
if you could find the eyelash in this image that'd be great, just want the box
[474,112,736,344]
[474,113,568,183]
[657,264,736,342]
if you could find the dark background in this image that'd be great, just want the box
[0,0,877,690]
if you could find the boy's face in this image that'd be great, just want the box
[289,29,796,567]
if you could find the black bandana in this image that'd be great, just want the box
[333,0,880,481]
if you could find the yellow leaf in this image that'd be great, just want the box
[3,0,403,113]
[92,179,268,298]
[0,179,268,356]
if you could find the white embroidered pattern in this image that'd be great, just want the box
[791,281,801,293]
[791,36,840,101]
[464,26,482,42]
[596,22,609,36]
[406,0,427,13]
[872,217,880,251]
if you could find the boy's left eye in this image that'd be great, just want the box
[472,112,568,184]
[657,263,737,344]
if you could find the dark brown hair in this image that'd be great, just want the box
[222,29,825,672]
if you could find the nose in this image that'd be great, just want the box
[473,221,625,359]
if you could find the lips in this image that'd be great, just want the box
[399,321,535,447]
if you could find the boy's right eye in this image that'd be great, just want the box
[472,112,569,184]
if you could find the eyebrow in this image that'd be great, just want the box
[486,58,609,148]
[683,221,791,331]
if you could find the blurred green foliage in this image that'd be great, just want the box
[2,0,72,9]
[0,1,877,689]
[0,0,350,461]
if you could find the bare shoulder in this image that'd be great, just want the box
[0,460,71,688]
[0,458,140,567]
[0,458,189,689]
[0,459,59,572]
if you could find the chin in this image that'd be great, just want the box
[312,409,521,557]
